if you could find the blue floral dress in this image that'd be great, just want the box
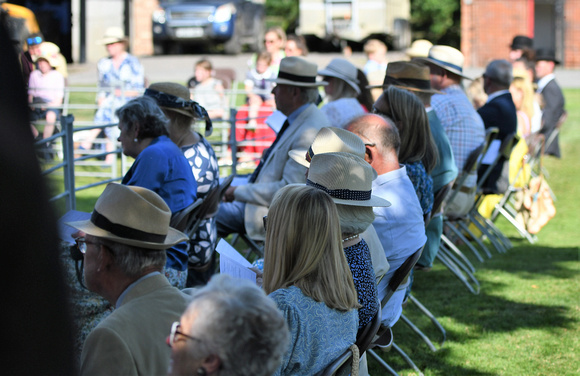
[269,286,358,376]
[181,136,220,285]
[405,161,434,216]
[343,238,379,329]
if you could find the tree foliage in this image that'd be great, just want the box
[265,0,299,31]
[410,0,460,48]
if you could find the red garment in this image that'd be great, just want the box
[235,105,276,165]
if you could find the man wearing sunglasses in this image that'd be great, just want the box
[67,183,190,375]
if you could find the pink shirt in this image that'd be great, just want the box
[28,69,64,103]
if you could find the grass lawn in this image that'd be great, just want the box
[45,87,579,375]
[368,89,580,375]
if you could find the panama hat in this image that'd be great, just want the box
[318,58,361,94]
[145,82,213,136]
[98,26,128,45]
[306,152,390,207]
[367,61,443,94]
[289,127,376,177]
[510,35,533,50]
[268,56,327,87]
[414,45,472,80]
[535,48,560,65]
[405,39,433,59]
[66,183,188,250]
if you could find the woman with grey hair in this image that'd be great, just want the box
[116,96,198,288]
[168,274,289,376]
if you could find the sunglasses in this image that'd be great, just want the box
[27,36,43,46]
[167,321,199,347]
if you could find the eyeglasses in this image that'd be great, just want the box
[364,142,376,148]
[263,215,268,231]
[75,237,98,254]
[27,36,43,46]
[167,321,199,347]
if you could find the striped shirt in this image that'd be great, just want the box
[431,84,485,187]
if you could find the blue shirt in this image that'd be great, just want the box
[270,286,358,376]
[427,108,458,192]
[122,135,197,270]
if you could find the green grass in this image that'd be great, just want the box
[368,89,580,375]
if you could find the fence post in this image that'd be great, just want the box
[229,108,238,176]
[62,114,76,211]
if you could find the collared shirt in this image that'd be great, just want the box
[288,103,310,124]
[431,84,485,187]
[536,73,555,93]
[116,271,160,308]
[485,89,511,103]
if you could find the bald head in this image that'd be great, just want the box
[346,114,401,174]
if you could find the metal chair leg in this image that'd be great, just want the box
[392,342,424,376]
[436,252,480,295]
[367,350,399,376]
[440,235,477,272]
[406,294,446,347]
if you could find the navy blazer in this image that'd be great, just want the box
[539,78,565,157]
[477,91,517,193]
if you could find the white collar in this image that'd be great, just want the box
[537,74,555,93]
[486,89,510,103]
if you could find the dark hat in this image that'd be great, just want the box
[510,35,533,50]
[535,48,560,65]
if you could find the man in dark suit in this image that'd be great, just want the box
[535,48,565,158]
[478,59,517,193]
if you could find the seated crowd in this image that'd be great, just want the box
[18,28,562,374]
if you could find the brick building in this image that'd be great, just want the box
[461,0,580,68]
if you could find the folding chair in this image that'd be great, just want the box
[316,345,359,376]
[367,247,425,376]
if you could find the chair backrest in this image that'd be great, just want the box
[443,142,486,210]
[380,246,424,307]
[214,68,237,90]
[315,346,358,376]
[544,110,567,152]
[476,131,517,192]
[170,198,203,233]
[183,174,235,238]
[356,306,382,356]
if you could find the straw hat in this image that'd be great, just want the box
[306,152,390,207]
[289,127,372,173]
[318,58,361,94]
[66,183,188,250]
[145,82,213,136]
[36,43,62,68]
[98,26,128,45]
[406,39,433,59]
[268,56,328,87]
[367,61,443,94]
[414,45,472,80]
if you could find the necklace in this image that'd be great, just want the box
[341,234,359,243]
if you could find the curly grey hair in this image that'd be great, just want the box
[183,274,289,376]
[115,96,169,141]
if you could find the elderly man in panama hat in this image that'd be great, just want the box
[371,60,458,269]
[216,56,330,240]
[415,45,485,217]
[67,183,190,376]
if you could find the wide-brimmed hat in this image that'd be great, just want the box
[36,44,62,68]
[318,58,360,94]
[414,45,472,80]
[289,126,376,177]
[406,39,433,59]
[268,56,327,87]
[510,35,533,50]
[145,82,213,136]
[66,183,188,250]
[367,61,443,94]
[535,48,560,65]
[306,152,390,207]
[98,26,128,45]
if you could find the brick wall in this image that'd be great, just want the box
[131,0,158,56]
[462,0,580,68]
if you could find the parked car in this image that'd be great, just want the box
[152,0,265,55]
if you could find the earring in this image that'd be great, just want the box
[133,138,138,142]
[196,367,207,376]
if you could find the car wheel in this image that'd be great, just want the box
[223,25,242,55]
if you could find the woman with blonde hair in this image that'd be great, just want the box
[263,184,359,376]
[374,86,437,216]
[510,70,535,137]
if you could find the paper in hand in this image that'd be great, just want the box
[215,239,257,283]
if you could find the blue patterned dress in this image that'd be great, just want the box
[405,161,434,216]
[269,286,358,376]
[181,136,220,284]
[343,238,379,329]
